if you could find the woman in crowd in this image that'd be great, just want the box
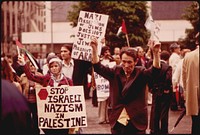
[1,56,22,93]
[17,54,78,135]
[20,61,43,135]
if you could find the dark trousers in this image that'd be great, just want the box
[178,86,185,108]
[150,94,171,134]
[191,110,200,135]
[170,92,178,110]
[42,129,69,135]
[92,89,98,107]
[111,121,145,134]
[29,102,40,135]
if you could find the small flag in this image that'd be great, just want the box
[121,19,127,34]
[16,39,25,48]
[117,26,122,36]
[26,52,39,70]
[15,40,39,70]
[117,19,127,36]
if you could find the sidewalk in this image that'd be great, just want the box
[82,98,111,134]
[39,98,191,134]
[82,98,191,134]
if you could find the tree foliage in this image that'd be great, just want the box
[67,1,149,50]
[181,2,199,51]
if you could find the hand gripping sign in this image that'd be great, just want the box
[36,85,87,129]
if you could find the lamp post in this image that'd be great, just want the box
[49,2,64,52]
[33,2,53,52]
[50,8,53,52]
[34,2,63,52]
[18,10,24,42]
[49,3,63,52]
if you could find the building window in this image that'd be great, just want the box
[27,3,29,11]
[44,25,46,30]
[12,13,15,34]
[38,21,40,31]
[27,23,30,31]
[7,12,10,41]
[1,10,4,42]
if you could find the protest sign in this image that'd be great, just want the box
[144,13,161,45]
[36,85,87,129]
[94,61,116,101]
[71,11,109,61]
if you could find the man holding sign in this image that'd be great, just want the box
[95,45,116,124]
[60,44,92,99]
[61,11,109,100]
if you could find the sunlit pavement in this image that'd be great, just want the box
[82,98,191,134]
[39,98,191,134]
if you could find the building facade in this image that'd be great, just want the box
[1,1,195,57]
[1,1,46,56]
[149,1,194,50]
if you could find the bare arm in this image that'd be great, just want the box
[148,40,161,68]
[90,37,100,64]
[18,55,47,85]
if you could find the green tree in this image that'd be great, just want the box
[67,1,149,49]
[181,1,199,51]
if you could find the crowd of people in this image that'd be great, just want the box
[1,32,199,134]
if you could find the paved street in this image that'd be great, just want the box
[40,98,191,134]
[82,98,191,134]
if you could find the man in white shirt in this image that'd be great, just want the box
[169,43,181,111]
[169,43,181,74]
[60,44,92,99]
[172,48,191,108]
[60,45,74,79]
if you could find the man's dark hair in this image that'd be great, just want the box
[61,44,72,53]
[101,46,110,55]
[120,47,137,62]
[160,50,170,61]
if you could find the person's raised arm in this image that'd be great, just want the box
[17,54,46,85]
[148,40,161,68]
[90,37,99,64]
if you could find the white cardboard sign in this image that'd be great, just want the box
[36,85,87,129]
[71,11,109,61]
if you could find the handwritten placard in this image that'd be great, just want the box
[94,61,116,101]
[36,85,87,129]
[71,11,109,61]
